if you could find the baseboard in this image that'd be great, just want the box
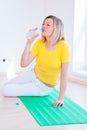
[69,76,87,86]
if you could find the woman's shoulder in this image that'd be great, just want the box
[58,40,71,52]
[58,40,70,48]
[58,40,69,45]
[36,38,43,43]
[35,39,44,46]
[34,38,44,46]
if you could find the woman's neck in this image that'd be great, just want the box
[46,41,58,51]
[46,39,57,46]
[46,36,57,45]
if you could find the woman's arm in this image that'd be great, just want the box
[20,35,38,67]
[53,62,70,107]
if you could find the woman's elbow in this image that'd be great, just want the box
[20,61,28,68]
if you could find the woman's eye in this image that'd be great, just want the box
[42,23,50,26]
[47,24,50,26]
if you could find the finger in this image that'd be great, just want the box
[57,103,64,107]
[53,101,58,106]
[27,34,38,41]
[29,28,38,32]
[60,103,64,107]
[57,103,61,107]
[53,103,58,107]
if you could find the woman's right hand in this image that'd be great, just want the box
[26,34,39,45]
[26,28,39,44]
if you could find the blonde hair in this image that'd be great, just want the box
[42,15,65,43]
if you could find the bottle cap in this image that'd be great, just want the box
[41,28,44,32]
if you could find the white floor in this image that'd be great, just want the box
[0,75,87,130]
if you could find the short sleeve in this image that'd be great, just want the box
[61,42,71,63]
[30,39,40,56]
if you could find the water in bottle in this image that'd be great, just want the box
[26,28,44,39]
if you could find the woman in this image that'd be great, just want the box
[3,15,71,107]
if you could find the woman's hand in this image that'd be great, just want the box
[26,28,39,44]
[26,34,39,44]
[53,100,64,107]
[20,28,39,68]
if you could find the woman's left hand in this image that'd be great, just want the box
[53,100,64,107]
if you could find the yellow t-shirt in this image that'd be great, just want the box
[30,39,71,86]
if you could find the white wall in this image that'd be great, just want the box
[0,0,45,74]
[0,0,74,75]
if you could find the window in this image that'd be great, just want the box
[72,0,87,80]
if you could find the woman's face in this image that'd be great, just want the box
[42,18,54,38]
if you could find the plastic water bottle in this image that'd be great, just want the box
[26,28,44,39]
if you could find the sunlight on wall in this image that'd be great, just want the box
[73,0,87,70]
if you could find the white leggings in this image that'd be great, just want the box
[3,69,54,96]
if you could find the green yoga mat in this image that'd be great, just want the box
[19,89,87,126]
